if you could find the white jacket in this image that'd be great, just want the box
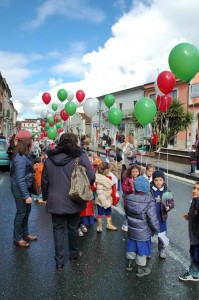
[95,173,113,209]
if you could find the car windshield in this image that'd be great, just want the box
[0,141,7,151]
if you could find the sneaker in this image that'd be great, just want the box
[136,266,151,277]
[179,272,199,282]
[159,251,166,259]
[80,224,88,233]
[78,228,84,237]
[122,225,128,232]
[126,259,133,271]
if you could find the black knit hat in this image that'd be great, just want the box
[152,170,165,181]
[114,153,123,162]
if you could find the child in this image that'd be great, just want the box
[126,176,159,277]
[95,162,117,232]
[143,164,155,182]
[179,181,199,281]
[93,151,102,165]
[78,153,96,237]
[121,164,141,231]
[188,145,197,175]
[33,157,45,203]
[150,170,174,258]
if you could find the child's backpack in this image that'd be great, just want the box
[30,173,41,195]
[69,158,93,204]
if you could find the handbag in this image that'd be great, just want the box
[69,158,93,204]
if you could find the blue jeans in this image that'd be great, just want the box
[191,163,196,173]
[189,259,199,278]
[11,184,31,241]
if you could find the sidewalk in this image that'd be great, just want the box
[89,146,199,181]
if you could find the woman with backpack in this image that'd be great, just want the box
[41,133,95,271]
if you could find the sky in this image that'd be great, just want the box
[1,0,199,120]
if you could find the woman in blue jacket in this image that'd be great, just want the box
[10,130,37,247]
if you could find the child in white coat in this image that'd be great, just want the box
[95,162,118,232]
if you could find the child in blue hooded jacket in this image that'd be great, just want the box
[126,176,159,277]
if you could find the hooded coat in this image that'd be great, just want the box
[41,148,95,215]
[95,173,114,209]
[126,193,159,241]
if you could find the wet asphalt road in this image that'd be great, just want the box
[0,171,199,300]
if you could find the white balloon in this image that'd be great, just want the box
[36,120,41,125]
[67,90,74,101]
[154,79,165,96]
[83,97,99,117]
[73,98,82,108]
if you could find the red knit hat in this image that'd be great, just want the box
[16,130,32,140]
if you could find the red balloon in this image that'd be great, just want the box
[43,131,47,137]
[42,92,51,105]
[156,94,172,112]
[157,71,176,95]
[60,109,69,121]
[41,121,45,127]
[76,90,85,102]
[54,115,58,123]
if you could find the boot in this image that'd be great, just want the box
[136,265,151,277]
[97,218,102,233]
[146,257,152,269]
[126,259,133,271]
[106,216,117,231]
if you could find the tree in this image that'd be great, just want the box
[132,99,194,147]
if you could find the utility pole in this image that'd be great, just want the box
[98,101,103,145]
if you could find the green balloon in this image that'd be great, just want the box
[65,102,76,116]
[45,123,50,130]
[104,94,115,108]
[56,122,61,129]
[57,115,62,122]
[57,89,67,102]
[134,97,157,126]
[108,108,122,125]
[52,103,58,111]
[47,127,58,140]
[48,116,54,124]
[32,132,37,137]
[168,43,199,82]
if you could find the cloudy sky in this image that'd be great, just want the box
[1,0,199,119]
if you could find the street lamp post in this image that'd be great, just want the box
[98,101,103,145]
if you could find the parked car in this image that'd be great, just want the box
[0,138,10,169]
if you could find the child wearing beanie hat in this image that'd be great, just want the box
[125,176,159,277]
[151,170,174,259]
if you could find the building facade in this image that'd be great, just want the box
[0,73,17,139]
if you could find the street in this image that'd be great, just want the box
[0,171,199,300]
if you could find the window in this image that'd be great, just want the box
[119,103,123,110]
[150,93,156,100]
[170,90,177,99]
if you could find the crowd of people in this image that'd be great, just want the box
[8,129,199,281]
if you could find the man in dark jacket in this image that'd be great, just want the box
[41,133,95,271]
